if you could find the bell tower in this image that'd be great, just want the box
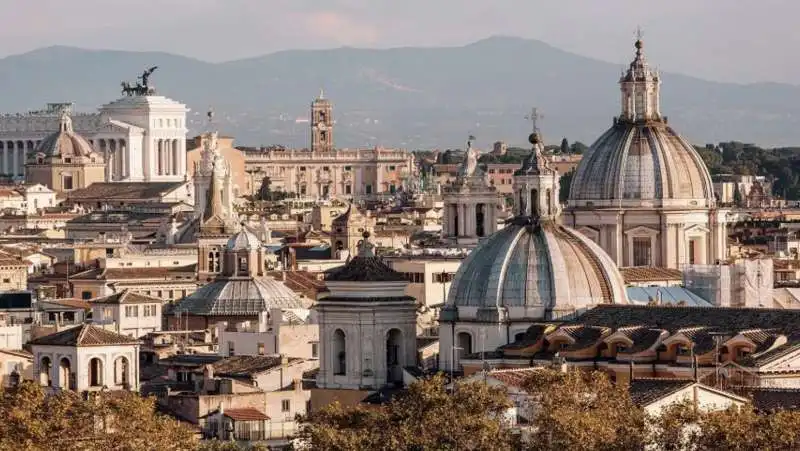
[311,90,333,152]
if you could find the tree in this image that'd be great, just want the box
[569,141,588,155]
[733,183,744,207]
[522,369,648,451]
[560,138,570,155]
[559,168,575,203]
[0,382,196,451]
[295,374,518,451]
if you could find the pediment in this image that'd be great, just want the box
[684,224,711,234]
[624,225,660,237]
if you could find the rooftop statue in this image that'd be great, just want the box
[121,66,159,96]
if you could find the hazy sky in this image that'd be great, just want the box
[1,0,797,84]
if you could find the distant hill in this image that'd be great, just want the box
[1,37,800,149]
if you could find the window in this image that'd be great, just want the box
[299,166,306,172]
[63,157,72,164]
[344,166,352,171]
[143,305,156,317]
[311,343,319,358]
[389,184,396,194]
[257,343,265,355]
[103,308,112,320]
[238,256,249,273]
[365,184,372,195]
[124,305,138,317]
[81,291,91,300]
[62,174,74,191]
[615,343,627,354]
[677,344,692,356]
[345,185,352,195]
[320,130,327,142]
[228,341,235,356]
[388,165,396,171]
[1,278,9,284]
[323,166,330,171]
[632,237,652,266]
[433,273,454,283]
[281,399,291,412]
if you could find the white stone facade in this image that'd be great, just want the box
[31,343,140,392]
[316,279,417,391]
[0,93,188,183]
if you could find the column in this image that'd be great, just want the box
[13,147,19,177]
[120,140,127,179]
[457,204,465,237]
[172,139,178,176]
[158,140,164,175]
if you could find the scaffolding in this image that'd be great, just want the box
[683,259,773,307]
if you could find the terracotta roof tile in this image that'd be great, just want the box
[325,257,406,282]
[212,355,301,377]
[620,267,683,283]
[91,290,164,305]
[29,324,139,347]
[223,408,269,421]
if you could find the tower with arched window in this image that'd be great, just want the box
[512,131,560,221]
[316,233,417,390]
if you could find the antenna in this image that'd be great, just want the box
[525,107,543,134]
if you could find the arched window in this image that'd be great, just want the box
[89,357,104,387]
[238,256,249,274]
[58,358,71,389]
[386,329,403,383]
[333,329,346,375]
[475,203,485,237]
[208,249,221,273]
[530,189,539,216]
[114,357,130,387]
[456,332,472,368]
[39,356,52,386]
[545,189,552,215]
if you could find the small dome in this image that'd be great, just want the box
[35,112,97,159]
[448,218,628,316]
[226,227,261,251]
[173,277,306,315]
[568,122,715,208]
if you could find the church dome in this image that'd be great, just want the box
[568,122,715,208]
[35,112,98,159]
[448,217,628,317]
[568,39,715,209]
[225,227,261,251]
[174,277,307,316]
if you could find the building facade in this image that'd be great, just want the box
[243,94,414,199]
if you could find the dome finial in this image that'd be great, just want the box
[357,231,376,258]
[635,26,644,51]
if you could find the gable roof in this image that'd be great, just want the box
[211,355,301,377]
[28,324,139,347]
[91,290,164,305]
[628,379,696,406]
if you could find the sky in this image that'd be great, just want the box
[0,0,798,84]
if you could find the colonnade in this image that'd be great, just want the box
[155,138,182,176]
[94,138,127,181]
[0,140,36,177]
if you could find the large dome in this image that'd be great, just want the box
[568,122,715,208]
[35,112,98,159]
[568,39,714,210]
[447,217,628,318]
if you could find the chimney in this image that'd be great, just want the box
[294,377,303,393]
[203,364,216,393]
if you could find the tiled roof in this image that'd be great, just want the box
[559,325,609,351]
[628,379,695,406]
[572,305,800,335]
[91,290,164,305]
[78,265,197,281]
[42,298,91,310]
[620,267,683,283]
[224,408,269,421]
[66,182,186,201]
[29,324,139,347]
[615,327,665,354]
[324,257,406,282]
[487,368,542,389]
[747,388,800,411]
[212,355,300,377]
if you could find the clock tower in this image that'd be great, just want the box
[311,90,333,152]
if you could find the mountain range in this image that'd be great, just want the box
[1,36,799,149]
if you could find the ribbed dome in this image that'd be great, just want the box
[448,217,628,316]
[568,39,715,209]
[225,227,261,251]
[568,122,715,208]
[35,112,97,159]
[173,277,306,316]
